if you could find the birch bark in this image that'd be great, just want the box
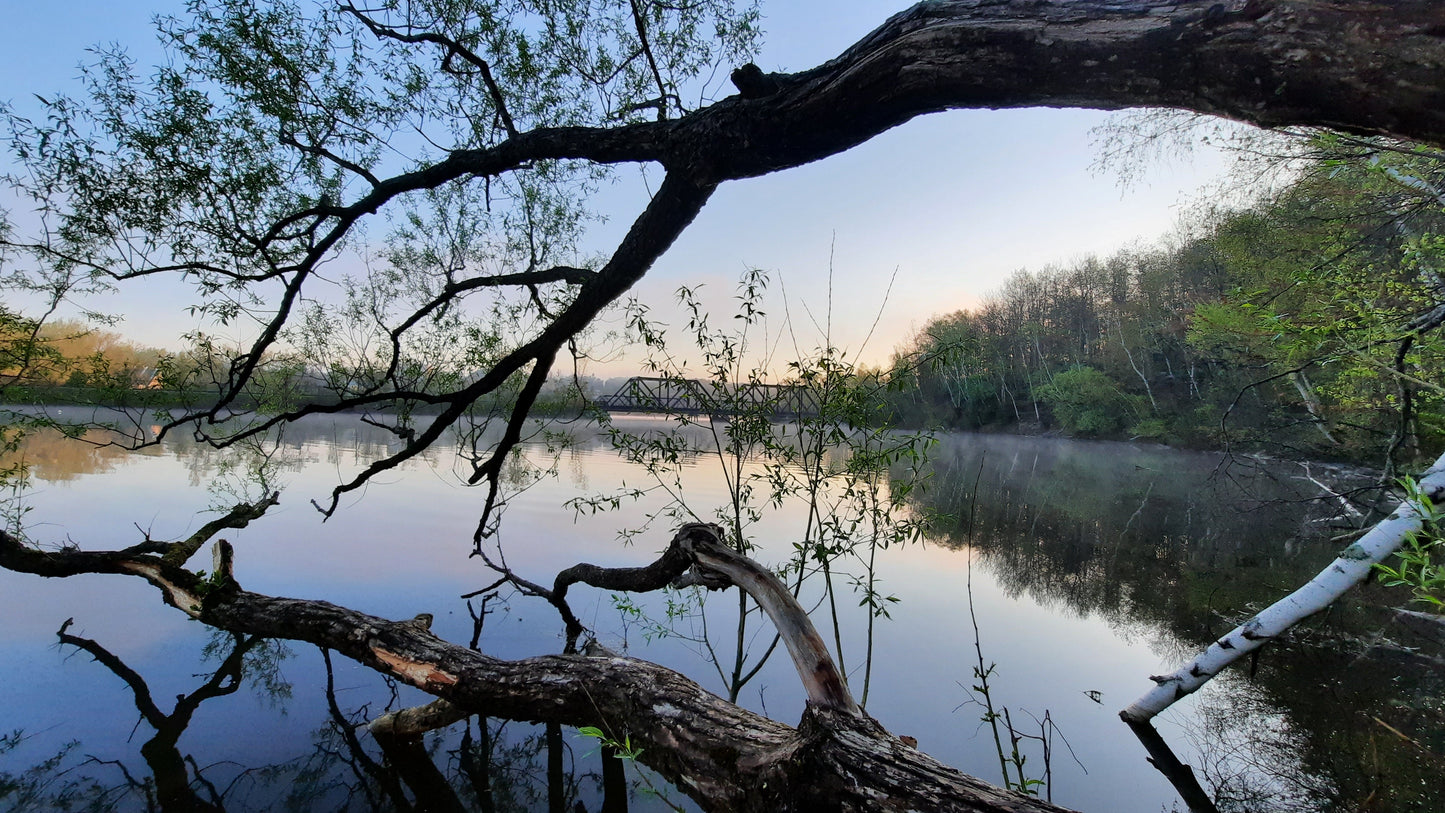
[1121,451,1445,723]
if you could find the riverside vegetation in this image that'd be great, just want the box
[888,131,1445,478]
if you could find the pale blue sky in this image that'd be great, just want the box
[0,1,1240,375]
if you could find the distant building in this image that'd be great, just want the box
[131,366,163,389]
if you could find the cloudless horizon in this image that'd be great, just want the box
[0,1,1251,379]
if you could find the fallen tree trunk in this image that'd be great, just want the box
[1121,451,1445,723]
[0,523,1069,812]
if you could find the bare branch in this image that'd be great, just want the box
[165,491,280,567]
[629,0,673,120]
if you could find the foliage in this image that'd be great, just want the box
[1033,365,1138,436]
[889,136,1445,469]
[571,268,932,706]
[0,732,119,813]
[0,0,766,538]
[577,724,687,812]
[1373,478,1445,611]
[577,726,642,761]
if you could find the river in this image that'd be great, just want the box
[0,414,1440,812]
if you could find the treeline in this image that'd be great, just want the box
[0,311,593,415]
[0,313,193,408]
[887,136,1445,469]
[0,316,167,389]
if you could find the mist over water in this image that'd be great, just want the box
[1,415,1438,812]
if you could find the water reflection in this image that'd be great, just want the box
[4,618,662,812]
[0,427,163,482]
[2,417,1443,812]
[919,433,1350,635]
[915,433,1445,812]
[1,623,288,811]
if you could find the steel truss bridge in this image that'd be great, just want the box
[595,377,819,419]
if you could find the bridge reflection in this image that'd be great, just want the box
[595,376,819,419]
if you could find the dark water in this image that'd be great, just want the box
[0,415,1440,812]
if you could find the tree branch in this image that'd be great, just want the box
[309,172,714,523]
[1121,450,1445,723]
[629,0,673,120]
[341,2,520,138]
[2,525,1069,812]
[165,491,280,567]
[279,129,381,186]
[550,523,857,713]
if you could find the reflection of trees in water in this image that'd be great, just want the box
[9,416,485,487]
[2,622,649,812]
[0,622,291,811]
[919,435,1339,633]
[296,649,598,812]
[11,414,791,495]
[0,731,115,811]
[3,428,165,482]
[1176,637,1445,813]
[1213,635,1445,813]
[914,434,1445,812]
[1184,679,1337,812]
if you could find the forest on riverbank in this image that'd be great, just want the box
[886,131,1445,473]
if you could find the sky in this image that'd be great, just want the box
[0,1,1245,378]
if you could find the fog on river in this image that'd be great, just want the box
[1,413,1440,812]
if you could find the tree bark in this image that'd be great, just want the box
[664,0,1445,183]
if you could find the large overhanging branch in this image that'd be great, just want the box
[0,523,1067,812]
[1120,450,1445,723]
[667,0,1445,180]
[66,0,1442,523]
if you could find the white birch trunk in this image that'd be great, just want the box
[1120,451,1445,723]
[1289,370,1340,446]
[1114,317,1158,414]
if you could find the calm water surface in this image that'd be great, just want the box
[1,415,1440,812]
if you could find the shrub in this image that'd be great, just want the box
[1035,366,1139,436]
